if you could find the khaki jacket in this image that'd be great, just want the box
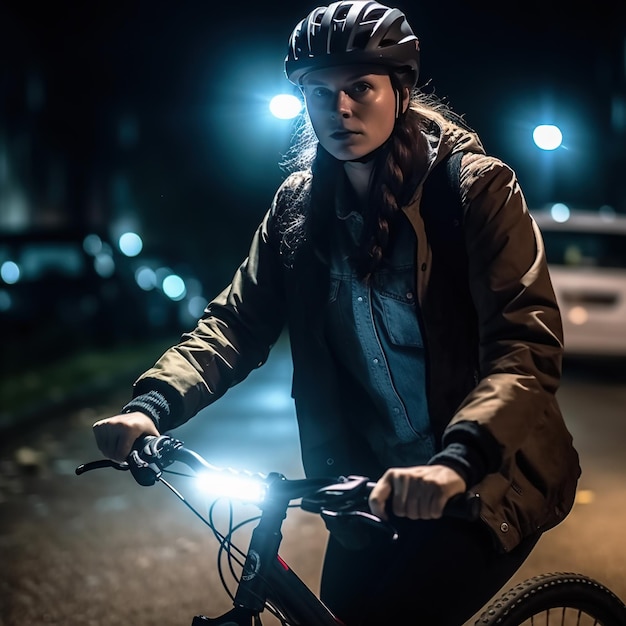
[134,115,581,553]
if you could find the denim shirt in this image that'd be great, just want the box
[324,184,436,469]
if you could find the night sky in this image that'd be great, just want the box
[1,0,625,283]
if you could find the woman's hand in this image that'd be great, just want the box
[368,465,466,520]
[93,412,160,462]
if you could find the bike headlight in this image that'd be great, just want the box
[195,471,267,504]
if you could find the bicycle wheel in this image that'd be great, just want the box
[474,572,626,626]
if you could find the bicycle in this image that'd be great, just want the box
[75,434,626,626]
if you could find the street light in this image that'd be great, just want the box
[533,124,563,151]
[269,94,302,120]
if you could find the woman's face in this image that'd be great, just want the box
[301,64,406,161]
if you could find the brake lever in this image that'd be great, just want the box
[301,475,371,513]
[75,459,129,475]
[321,508,399,550]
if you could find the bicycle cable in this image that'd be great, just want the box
[158,466,294,622]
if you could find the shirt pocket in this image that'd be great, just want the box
[376,269,423,348]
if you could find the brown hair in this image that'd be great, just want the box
[279,79,469,280]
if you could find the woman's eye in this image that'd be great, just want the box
[311,87,330,98]
[351,82,370,94]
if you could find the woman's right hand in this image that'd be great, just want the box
[93,412,160,462]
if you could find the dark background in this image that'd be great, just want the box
[2,0,625,244]
[1,0,625,374]
[2,7,625,623]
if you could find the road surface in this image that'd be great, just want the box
[1,338,625,625]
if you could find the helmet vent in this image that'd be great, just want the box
[335,5,351,21]
[352,30,371,50]
[368,8,386,20]
[285,1,420,86]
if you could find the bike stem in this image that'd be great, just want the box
[233,474,291,613]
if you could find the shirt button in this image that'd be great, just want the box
[326,458,334,466]
[500,522,509,533]
[357,296,363,302]
[406,292,414,300]
[372,358,379,364]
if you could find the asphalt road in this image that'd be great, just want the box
[1,338,625,626]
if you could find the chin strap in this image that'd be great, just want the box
[395,88,402,119]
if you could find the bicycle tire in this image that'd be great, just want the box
[474,572,626,626]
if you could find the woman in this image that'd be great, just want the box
[93,2,581,624]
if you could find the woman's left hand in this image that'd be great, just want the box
[368,465,466,521]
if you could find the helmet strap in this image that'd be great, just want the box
[395,89,402,119]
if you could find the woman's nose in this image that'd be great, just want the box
[332,91,351,118]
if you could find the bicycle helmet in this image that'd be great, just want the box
[285,1,420,86]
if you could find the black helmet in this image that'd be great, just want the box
[285,1,420,86]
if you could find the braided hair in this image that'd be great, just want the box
[279,77,467,280]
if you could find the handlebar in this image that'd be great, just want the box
[76,434,339,498]
[76,434,481,548]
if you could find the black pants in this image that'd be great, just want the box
[320,516,540,626]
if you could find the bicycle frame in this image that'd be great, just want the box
[76,435,479,626]
[191,479,341,625]
[76,436,626,626]
[264,558,341,626]
[191,560,340,626]
[77,435,626,626]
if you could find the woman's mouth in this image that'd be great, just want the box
[330,129,358,140]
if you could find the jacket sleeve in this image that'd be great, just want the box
[449,152,564,455]
[129,186,292,432]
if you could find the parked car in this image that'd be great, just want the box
[531,207,626,358]
[0,230,205,375]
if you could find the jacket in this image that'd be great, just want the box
[132,114,581,553]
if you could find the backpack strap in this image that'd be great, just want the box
[419,150,466,270]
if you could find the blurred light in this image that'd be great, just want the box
[188,295,208,318]
[101,241,114,257]
[0,183,29,230]
[575,489,595,505]
[598,204,617,220]
[269,94,303,120]
[533,125,563,151]
[195,471,267,503]
[155,267,173,291]
[135,266,157,291]
[94,254,115,278]
[19,244,83,280]
[83,234,103,256]
[258,389,293,411]
[1,260,20,284]
[118,232,143,257]
[549,203,570,223]
[568,306,589,326]
[564,245,583,266]
[0,289,11,311]
[162,274,186,300]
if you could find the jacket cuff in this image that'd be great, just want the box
[120,390,171,432]
[428,442,484,488]
[429,420,503,487]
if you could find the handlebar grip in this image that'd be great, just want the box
[127,434,182,486]
[131,433,161,454]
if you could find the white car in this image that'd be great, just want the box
[531,208,626,358]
